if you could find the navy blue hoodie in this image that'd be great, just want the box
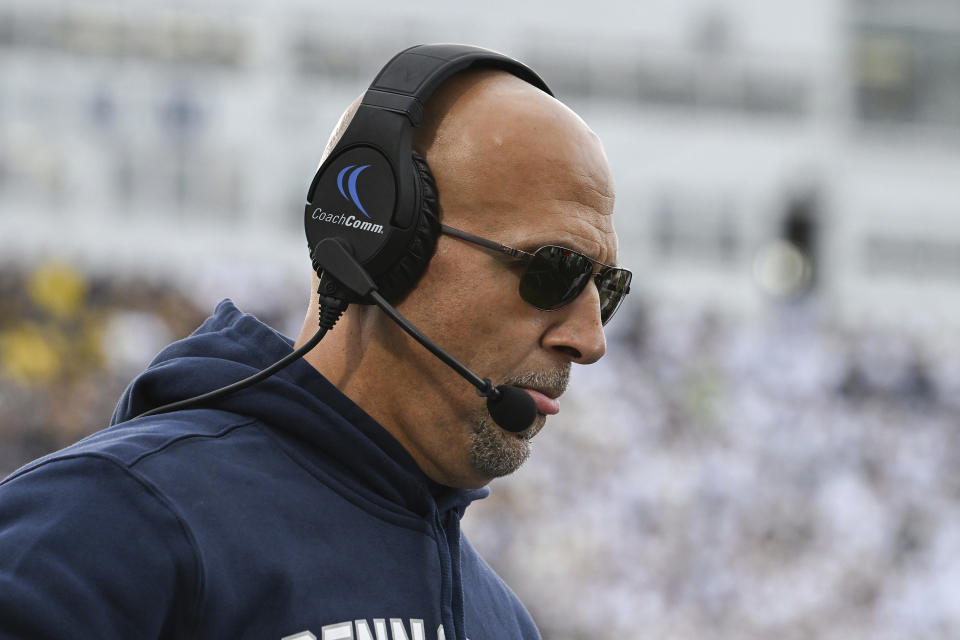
[0,300,540,640]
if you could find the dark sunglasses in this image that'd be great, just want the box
[440,225,632,326]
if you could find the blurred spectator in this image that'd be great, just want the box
[0,262,206,474]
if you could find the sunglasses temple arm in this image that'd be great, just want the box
[440,225,529,260]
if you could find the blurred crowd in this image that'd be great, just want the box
[0,262,211,473]
[3,264,960,639]
[464,300,960,640]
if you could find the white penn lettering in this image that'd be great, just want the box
[355,619,388,640]
[321,622,353,640]
[284,621,467,640]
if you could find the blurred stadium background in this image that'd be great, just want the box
[2,0,960,637]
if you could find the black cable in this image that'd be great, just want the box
[135,297,347,419]
[367,290,498,400]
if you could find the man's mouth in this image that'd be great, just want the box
[518,387,561,415]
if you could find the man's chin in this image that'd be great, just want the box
[469,414,535,479]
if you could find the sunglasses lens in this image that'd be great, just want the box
[596,268,632,325]
[519,246,594,310]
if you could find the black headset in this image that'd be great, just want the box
[304,43,552,304]
[139,44,551,432]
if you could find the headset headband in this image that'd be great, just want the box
[361,44,553,126]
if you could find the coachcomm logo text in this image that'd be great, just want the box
[312,208,384,234]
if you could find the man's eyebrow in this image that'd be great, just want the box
[515,239,614,266]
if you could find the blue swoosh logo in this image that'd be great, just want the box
[336,165,354,200]
[336,164,372,218]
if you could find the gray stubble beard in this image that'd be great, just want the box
[468,365,570,479]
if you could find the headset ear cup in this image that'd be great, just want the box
[374,150,442,304]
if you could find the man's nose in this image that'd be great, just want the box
[541,281,607,364]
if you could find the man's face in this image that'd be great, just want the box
[372,73,619,488]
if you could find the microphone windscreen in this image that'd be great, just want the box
[487,385,538,433]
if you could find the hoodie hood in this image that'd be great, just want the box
[112,299,487,517]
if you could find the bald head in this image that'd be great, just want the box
[413,70,614,232]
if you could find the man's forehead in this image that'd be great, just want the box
[472,116,614,215]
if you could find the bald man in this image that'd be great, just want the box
[298,69,616,489]
[0,51,626,640]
